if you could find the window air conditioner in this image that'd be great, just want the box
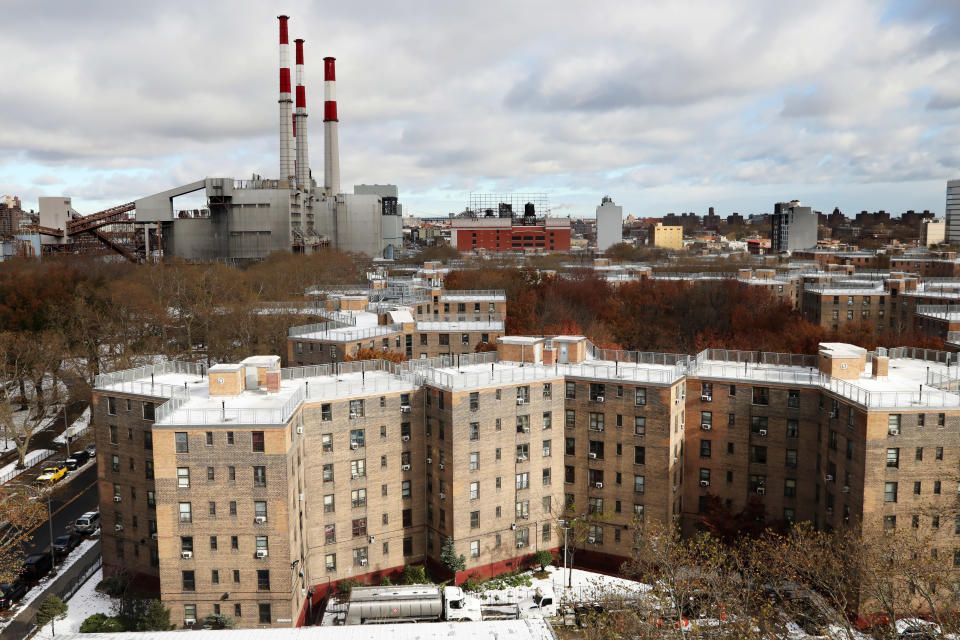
[510,523,516,530]
[151,533,158,540]
[115,524,123,532]
[113,496,121,502]
[758,429,767,436]
[400,406,411,413]
[359,559,367,566]
[254,516,267,524]
[595,482,603,489]
[297,427,303,434]
[402,435,410,442]
[701,424,711,431]
[700,480,710,487]
[701,395,712,401]
[426,458,432,464]
[596,396,604,403]
[351,443,359,450]
[587,537,596,544]
[825,475,833,481]
[517,456,527,462]
[842,486,850,493]
[439,463,445,470]
[756,487,766,495]
[679,423,684,430]
[589,453,597,459]
[401,464,411,471]
[181,551,192,559]
[256,550,268,558]
[368,535,375,543]
[517,398,526,405]
[349,412,358,419]
[439,493,446,500]
[516,542,525,548]
[889,428,900,435]
[184,618,196,626]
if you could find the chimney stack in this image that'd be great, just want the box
[294,39,311,192]
[323,57,341,196]
[277,16,295,183]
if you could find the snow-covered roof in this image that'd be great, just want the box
[58,619,556,640]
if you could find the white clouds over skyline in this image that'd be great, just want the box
[0,0,958,217]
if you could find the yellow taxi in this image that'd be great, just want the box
[36,465,67,484]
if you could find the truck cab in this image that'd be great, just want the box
[519,587,557,618]
[443,586,482,622]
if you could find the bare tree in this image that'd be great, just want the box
[0,331,67,468]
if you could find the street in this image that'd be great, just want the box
[21,463,99,558]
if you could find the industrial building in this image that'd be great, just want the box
[27,16,403,262]
[594,196,622,252]
[771,200,818,253]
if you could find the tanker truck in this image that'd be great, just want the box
[343,584,482,624]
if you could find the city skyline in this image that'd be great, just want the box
[1,0,958,218]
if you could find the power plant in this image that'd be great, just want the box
[27,15,403,261]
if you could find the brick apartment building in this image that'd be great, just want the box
[92,332,960,629]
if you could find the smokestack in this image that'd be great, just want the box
[323,57,341,196]
[277,16,295,183]
[294,39,310,192]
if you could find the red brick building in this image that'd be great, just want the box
[450,217,571,252]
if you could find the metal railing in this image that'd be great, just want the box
[916,304,960,319]
[415,313,504,324]
[885,346,956,364]
[94,361,205,394]
[289,320,348,337]
[948,331,960,345]
[804,283,886,293]
[694,349,818,369]
[692,362,822,386]
[563,361,687,385]
[439,289,506,300]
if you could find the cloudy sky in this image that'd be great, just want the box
[1,0,959,218]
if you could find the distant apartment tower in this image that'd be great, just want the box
[771,200,817,253]
[946,180,960,245]
[921,219,946,247]
[650,223,683,250]
[595,196,623,252]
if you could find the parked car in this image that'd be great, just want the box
[85,443,96,458]
[21,554,52,583]
[36,464,67,484]
[64,450,90,470]
[52,532,81,557]
[0,581,27,610]
[74,511,100,534]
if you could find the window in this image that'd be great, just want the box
[589,413,604,431]
[750,446,767,464]
[147,491,156,508]
[785,449,797,468]
[257,569,270,591]
[752,387,769,405]
[177,467,190,488]
[207,467,215,481]
[259,604,271,624]
[588,497,603,515]
[750,416,768,433]
[543,383,552,399]
[701,382,713,400]
[784,478,797,497]
[542,440,551,457]
[253,466,266,487]
[351,489,367,508]
[634,417,646,436]
[788,390,800,408]
[565,410,576,428]
[470,452,479,470]
[179,503,192,523]
[916,447,923,461]
[565,382,576,399]
[935,480,942,494]
[516,473,529,490]
[888,414,901,434]
[565,466,575,483]
[884,482,898,503]
[111,454,120,473]
[937,446,943,460]
[470,482,479,500]
[700,411,712,428]
[543,468,551,485]
[786,419,798,438]
[635,388,647,406]
[350,459,366,478]
[349,399,365,418]
[352,518,367,537]
[175,432,188,453]
[700,440,711,458]
[252,431,265,452]
[543,412,552,430]
[109,425,118,445]
[589,525,603,544]
[350,429,365,448]
[439,334,449,346]
[182,571,195,591]
[634,475,645,494]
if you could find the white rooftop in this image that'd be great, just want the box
[416,320,504,331]
[499,336,543,345]
[296,324,402,343]
[820,343,867,358]
[58,619,555,640]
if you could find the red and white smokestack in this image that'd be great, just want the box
[294,38,311,192]
[323,56,341,196]
[277,15,295,183]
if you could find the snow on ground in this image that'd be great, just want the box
[35,567,111,638]
[53,407,91,445]
[0,535,99,632]
[0,448,55,483]
[523,565,648,603]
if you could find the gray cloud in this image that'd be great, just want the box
[0,0,957,217]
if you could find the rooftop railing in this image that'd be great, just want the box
[439,289,506,300]
[915,305,960,319]
[415,313,505,324]
[948,331,960,345]
[158,384,306,426]
[95,361,206,395]
[885,346,956,364]
[288,321,349,337]
[305,284,370,296]
[294,324,403,343]
[694,349,818,369]
[562,361,687,386]
[803,283,886,294]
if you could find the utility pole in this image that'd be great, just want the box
[47,490,56,572]
[562,524,568,589]
[63,403,71,458]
